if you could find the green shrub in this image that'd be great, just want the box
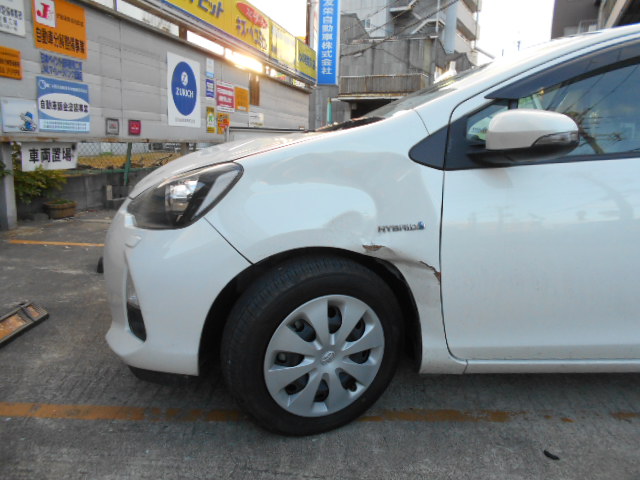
[11,143,67,204]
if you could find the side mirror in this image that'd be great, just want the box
[484,109,579,162]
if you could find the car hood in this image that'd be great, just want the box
[129,132,318,198]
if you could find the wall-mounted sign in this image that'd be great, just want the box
[106,118,119,135]
[0,0,26,36]
[317,0,340,85]
[206,106,216,133]
[128,119,141,135]
[20,142,77,171]
[296,39,317,83]
[167,52,200,128]
[33,0,87,60]
[248,111,263,128]
[206,58,214,79]
[217,112,230,134]
[205,79,215,99]
[36,76,90,132]
[235,86,249,113]
[40,52,82,81]
[270,22,296,73]
[1,98,38,133]
[216,81,235,113]
[0,46,21,79]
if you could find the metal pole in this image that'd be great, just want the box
[123,142,133,186]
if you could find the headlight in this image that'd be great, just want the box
[127,162,243,229]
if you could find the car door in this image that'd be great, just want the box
[440,40,640,361]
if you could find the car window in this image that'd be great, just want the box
[460,58,640,161]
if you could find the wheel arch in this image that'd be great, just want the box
[197,247,422,375]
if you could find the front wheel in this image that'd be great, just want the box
[221,256,402,435]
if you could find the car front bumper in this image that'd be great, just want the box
[104,207,251,375]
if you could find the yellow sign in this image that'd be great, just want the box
[164,0,269,55]
[217,112,230,134]
[206,106,216,133]
[33,0,87,60]
[270,23,295,72]
[296,39,317,82]
[234,86,249,112]
[0,46,22,79]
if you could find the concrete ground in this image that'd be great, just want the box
[0,210,639,479]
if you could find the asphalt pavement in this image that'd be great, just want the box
[1,210,639,479]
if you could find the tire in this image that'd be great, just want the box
[221,255,402,435]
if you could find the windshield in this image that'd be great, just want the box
[367,64,489,118]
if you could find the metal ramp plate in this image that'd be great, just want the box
[0,302,49,347]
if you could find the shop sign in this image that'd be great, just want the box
[270,22,295,72]
[317,0,340,85]
[33,0,87,60]
[0,98,38,132]
[167,52,200,128]
[217,112,230,134]
[36,76,90,132]
[40,52,82,81]
[216,81,235,113]
[206,106,216,133]
[205,78,215,99]
[234,86,249,113]
[20,141,77,171]
[162,0,269,55]
[0,46,21,79]
[0,0,26,36]
[296,39,317,83]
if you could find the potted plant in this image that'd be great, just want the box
[43,198,76,219]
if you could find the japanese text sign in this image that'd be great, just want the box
[0,46,21,79]
[33,0,87,60]
[21,142,77,171]
[317,0,340,85]
[0,0,26,36]
[216,81,235,113]
[37,76,90,132]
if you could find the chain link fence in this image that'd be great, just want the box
[76,142,184,171]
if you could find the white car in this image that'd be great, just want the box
[104,24,640,435]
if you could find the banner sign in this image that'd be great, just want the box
[167,52,201,128]
[36,76,90,132]
[0,46,21,79]
[33,0,87,60]
[20,141,77,171]
[317,0,340,85]
[205,78,215,99]
[270,22,295,73]
[216,81,235,113]
[1,98,38,132]
[40,52,82,81]
[0,0,26,36]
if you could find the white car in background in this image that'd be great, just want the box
[104,24,640,435]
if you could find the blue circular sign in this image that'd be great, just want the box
[171,61,197,116]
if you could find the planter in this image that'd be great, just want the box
[44,201,76,219]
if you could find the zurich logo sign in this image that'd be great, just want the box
[171,62,197,116]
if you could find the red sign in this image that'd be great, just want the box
[216,82,235,113]
[128,119,141,135]
[237,3,268,28]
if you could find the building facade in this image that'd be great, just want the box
[310,0,481,128]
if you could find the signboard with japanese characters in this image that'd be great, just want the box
[0,46,21,79]
[270,22,296,73]
[40,52,82,81]
[36,76,90,132]
[0,0,25,36]
[20,142,77,171]
[205,78,215,99]
[234,86,249,113]
[216,81,235,113]
[217,112,230,134]
[162,0,269,56]
[167,52,201,128]
[317,0,340,85]
[1,98,38,132]
[33,0,87,60]
[296,39,316,83]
